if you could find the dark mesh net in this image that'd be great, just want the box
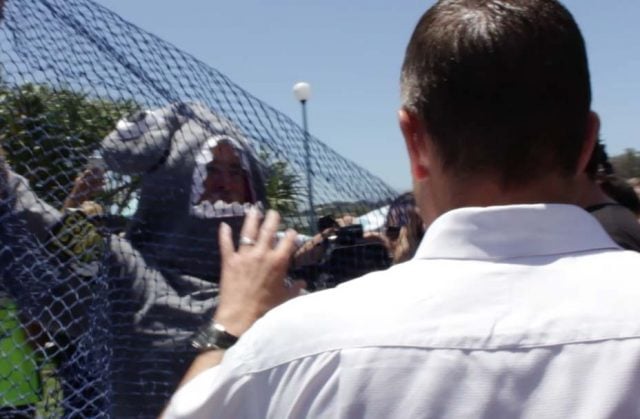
[0,0,398,416]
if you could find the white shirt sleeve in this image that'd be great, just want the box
[163,362,258,419]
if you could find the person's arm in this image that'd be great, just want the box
[176,209,304,388]
[292,231,328,268]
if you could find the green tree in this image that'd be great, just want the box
[0,83,139,210]
[262,154,304,217]
[611,148,640,179]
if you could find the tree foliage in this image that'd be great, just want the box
[0,83,139,209]
[611,148,640,179]
[263,157,304,217]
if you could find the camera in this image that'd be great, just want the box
[291,217,391,290]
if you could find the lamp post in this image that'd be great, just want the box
[293,81,316,235]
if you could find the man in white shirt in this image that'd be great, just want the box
[164,0,640,417]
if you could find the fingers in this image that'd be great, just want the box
[239,208,261,250]
[218,222,233,261]
[75,168,105,195]
[86,166,105,177]
[256,210,280,251]
[81,167,104,184]
[275,229,297,259]
[221,207,297,269]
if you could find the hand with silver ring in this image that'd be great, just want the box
[214,209,306,337]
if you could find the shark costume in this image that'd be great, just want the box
[102,102,266,418]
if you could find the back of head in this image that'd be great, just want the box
[401,0,591,187]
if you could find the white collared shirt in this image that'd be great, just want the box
[166,204,640,419]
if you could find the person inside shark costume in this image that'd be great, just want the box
[102,102,267,417]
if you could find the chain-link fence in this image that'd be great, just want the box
[0,0,400,416]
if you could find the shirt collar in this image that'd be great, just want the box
[415,204,619,261]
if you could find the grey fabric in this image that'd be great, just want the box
[7,170,62,239]
[107,234,220,345]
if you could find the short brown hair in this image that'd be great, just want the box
[401,0,591,187]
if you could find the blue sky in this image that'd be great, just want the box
[93,0,640,191]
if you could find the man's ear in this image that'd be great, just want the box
[398,109,430,180]
[575,111,600,175]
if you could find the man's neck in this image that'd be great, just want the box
[435,174,581,213]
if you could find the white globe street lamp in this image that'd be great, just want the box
[293,81,316,234]
[293,82,311,102]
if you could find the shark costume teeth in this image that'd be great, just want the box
[190,199,264,219]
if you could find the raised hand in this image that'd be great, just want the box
[214,209,305,337]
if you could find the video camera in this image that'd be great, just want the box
[291,216,391,290]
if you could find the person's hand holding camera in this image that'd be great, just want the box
[63,166,105,210]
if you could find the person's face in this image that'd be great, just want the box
[200,142,251,204]
[385,207,425,263]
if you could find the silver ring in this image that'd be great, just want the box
[283,277,294,289]
[239,236,256,246]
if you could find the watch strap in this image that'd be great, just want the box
[191,321,239,352]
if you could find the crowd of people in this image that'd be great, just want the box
[0,0,640,418]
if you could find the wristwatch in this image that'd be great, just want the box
[191,321,239,352]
